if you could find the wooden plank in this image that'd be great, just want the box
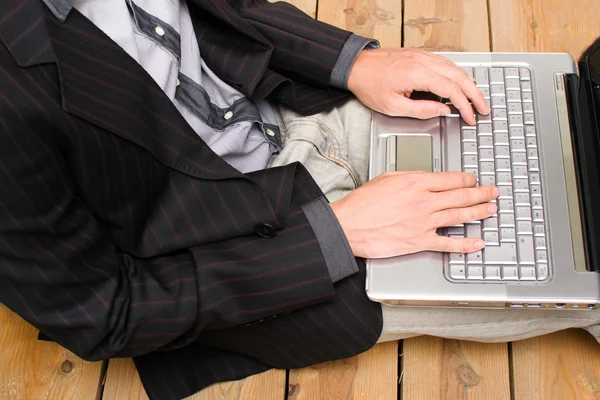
[0,305,104,400]
[489,3,600,398]
[287,341,398,400]
[489,0,600,58]
[281,2,402,400]
[403,0,490,52]
[188,369,285,400]
[317,0,403,48]
[281,1,404,396]
[512,329,600,400]
[102,358,286,400]
[101,359,145,400]
[401,337,510,399]
[400,1,511,398]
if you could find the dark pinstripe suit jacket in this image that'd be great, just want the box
[0,0,383,398]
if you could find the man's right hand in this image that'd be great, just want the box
[347,48,489,125]
[330,171,499,259]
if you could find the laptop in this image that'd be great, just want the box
[366,37,600,310]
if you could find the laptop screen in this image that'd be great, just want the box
[583,38,600,132]
[575,36,600,272]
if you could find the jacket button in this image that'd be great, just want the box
[255,223,276,238]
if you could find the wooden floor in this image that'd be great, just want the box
[2,0,600,399]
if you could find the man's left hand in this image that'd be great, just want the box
[347,48,489,125]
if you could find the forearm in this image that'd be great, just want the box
[0,123,337,362]
[239,0,352,88]
[1,192,337,361]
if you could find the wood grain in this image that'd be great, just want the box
[489,3,600,399]
[489,0,600,58]
[0,305,104,400]
[403,0,490,52]
[512,329,600,400]
[401,337,510,399]
[189,369,286,400]
[270,0,317,19]
[102,359,144,400]
[284,0,402,397]
[287,341,398,400]
[102,358,286,400]
[400,2,510,399]
[317,0,403,48]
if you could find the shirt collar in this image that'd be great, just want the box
[42,0,76,22]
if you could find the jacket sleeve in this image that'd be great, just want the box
[0,110,338,362]
[329,34,380,89]
[236,0,355,89]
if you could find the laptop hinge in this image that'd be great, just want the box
[564,73,600,272]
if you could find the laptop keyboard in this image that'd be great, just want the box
[444,66,550,282]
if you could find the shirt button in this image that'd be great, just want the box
[255,223,276,238]
[223,111,234,120]
[154,26,165,37]
[265,129,276,137]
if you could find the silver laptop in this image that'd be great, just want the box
[366,38,600,310]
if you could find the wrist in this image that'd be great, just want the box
[347,51,367,94]
[330,200,363,258]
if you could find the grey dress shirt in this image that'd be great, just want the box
[43,0,378,283]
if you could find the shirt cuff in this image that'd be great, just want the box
[329,34,380,90]
[301,197,359,283]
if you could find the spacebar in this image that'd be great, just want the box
[444,117,462,172]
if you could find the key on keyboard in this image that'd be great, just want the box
[444,66,550,282]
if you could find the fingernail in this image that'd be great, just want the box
[475,240,485,249]
[437,108,450,117]
[488,204,498,213]
[493,187,500,197]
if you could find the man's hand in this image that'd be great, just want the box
[330,171,498,259]
[347,48,489,125]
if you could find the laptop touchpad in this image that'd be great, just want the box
[373,113,442,175]
[387,135,433,172]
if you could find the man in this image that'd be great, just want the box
[0,0,598,399]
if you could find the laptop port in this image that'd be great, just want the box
[588,304,596,309]
[555,303,567,308]
[510,303,524,308]
[527,304,541,308]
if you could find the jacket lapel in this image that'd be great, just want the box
[0,0,245,181]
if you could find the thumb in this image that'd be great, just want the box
[388,96,451,119]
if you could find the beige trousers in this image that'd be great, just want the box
[269,99,600,344]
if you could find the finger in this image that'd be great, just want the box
[461,79,489,116]
[426,235,486,253]
[431,186,499,210]
[416,52,490,116]
[431,202,497,228]
[387,96,451,119]
[421,73,476,125]
[435,66,489,117]
[420,171,478,191]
